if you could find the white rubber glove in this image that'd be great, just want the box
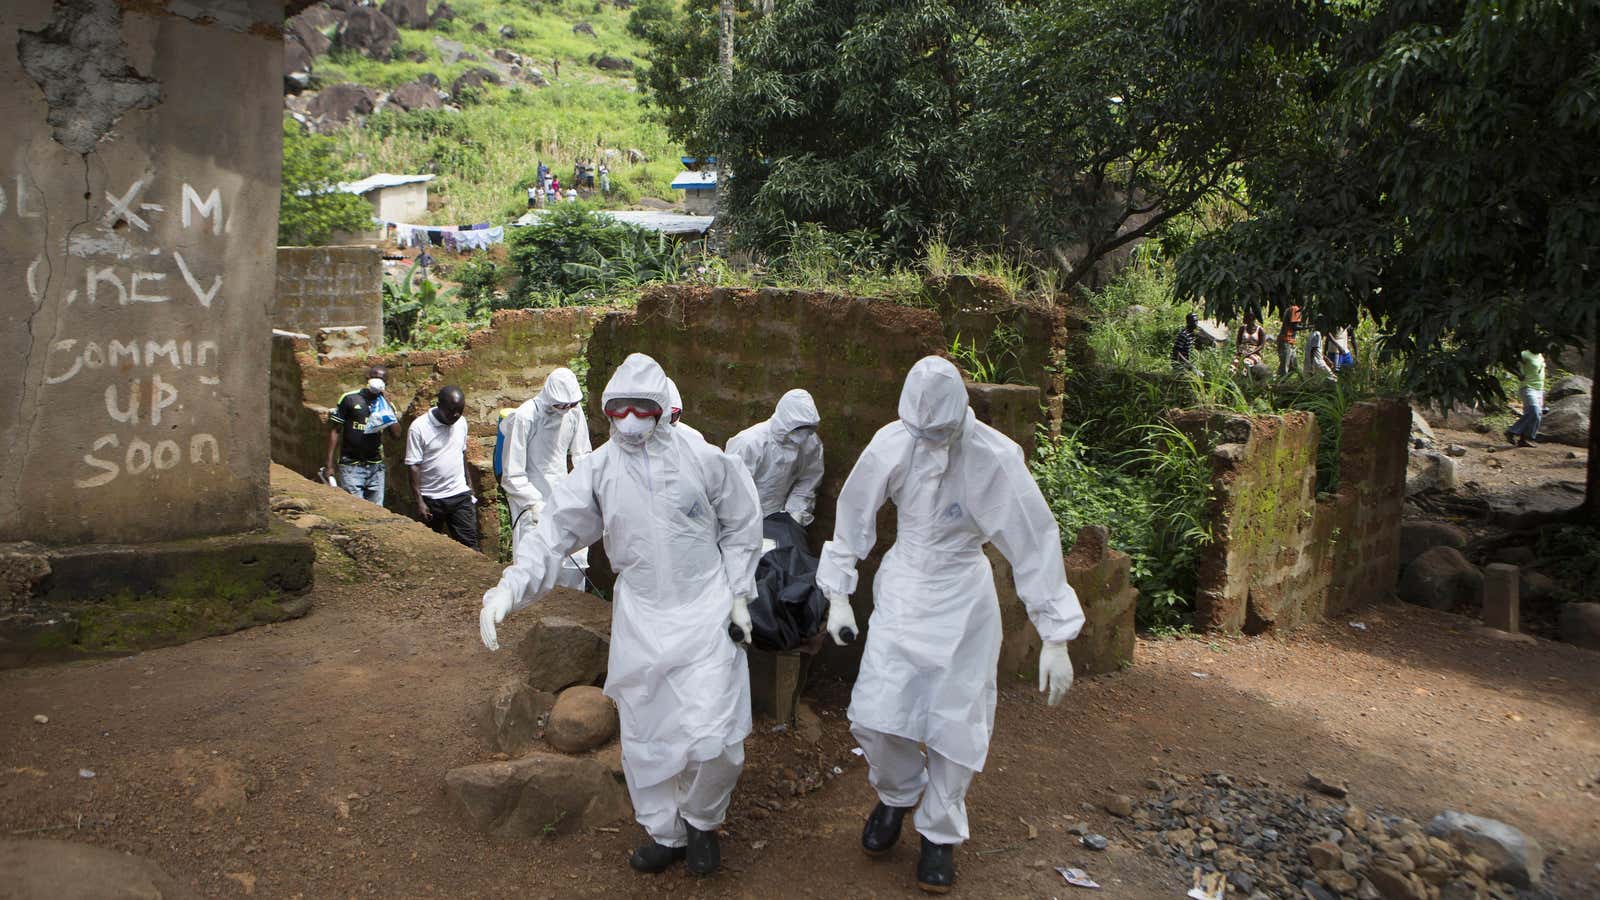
[825,592,858,645]
[729,594,753,645]
[480,584,515,651]
[1038,641,1074,706]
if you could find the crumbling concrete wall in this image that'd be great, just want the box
[1,0,283,545]
[1176,399,1408,633]
[271,308,600,544]
[274,246,383,344]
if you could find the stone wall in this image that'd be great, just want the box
[274,246,383,344]
[1,0,285,545]
[1176,399,1408,633]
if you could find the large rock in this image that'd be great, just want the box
[1424,810,1544,888]
[545,685,619,753]
[284,37,315,94]
[573,21,597,36]
[0,839,191,899]
[1399,546,1482,611]
[515,614,609,692]
[294,3,343,31]
[444,753,628,836]
[307,83,379,125]
[481,677,556,755]
[1538,394,1590,446]
[1410,409,1437,448]
[388,81,444,111]
[1560,602,1600,650]
[336,7,400,60]
[430,2,456,27]
[592,54,635,71]
[382,0,430,28]
[1546,374,1592,403]
[450,67,501,101]
[287,14,333,58]
[1405,450,1457,496]
[1399,521,1470,568]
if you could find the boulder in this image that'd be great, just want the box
[417,72,441,88]
[293,3,343,31]
[499,24,517,39]
[1546,374,1592,403]
[1424,810,1544,887]
[516,613,608,692]
[336,7,400,60]
[307,83,379,124]
[444,752,628,836]
[429,2,455,27]
[1559,602,1600,650]
[0,839,192,899]
[284,37,315,93]
[381,0,430,29]
[625,147,647,164]
[1399,521,1469,568]
[1518,570,1557,604]
[1399,546,1482,611]
[573,21,597,36]
[1405,451,1456,496]
[471,21,488,33]
[545,686,619,753]
[592,54,634,71]
[481,677,555,755]
[388,81,444,111]
[1538,394,1590,446]
[1194,319,1231,348]
[287,14,333,58]
[1410,409,1437,448]
[450,67,501,101]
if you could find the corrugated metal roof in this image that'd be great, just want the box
[512,209,713,234]
[337,173,436,196]
[670,170,718,190]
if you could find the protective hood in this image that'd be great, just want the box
[667,378,684,414]
[898,357,969,445]
[602,353,671,426]
[537,367,582,407]
[770,389,820,442]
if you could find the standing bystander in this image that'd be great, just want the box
[406,386,480,549]
[326,366,402,505]
[1276,304,1303,378]
[1506,350,1546,448]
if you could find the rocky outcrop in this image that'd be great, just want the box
[335,7,400,60]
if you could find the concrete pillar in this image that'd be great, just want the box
[1,0,283,544]
[1483,563,1521,633]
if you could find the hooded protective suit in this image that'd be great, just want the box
[817,356,1083,845]
[481,354,763,846]
[726,389,824,526]
[501,368,592,580]
[666,378,706,443]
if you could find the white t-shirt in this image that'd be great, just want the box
[404,410,471,499]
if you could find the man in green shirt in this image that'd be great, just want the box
[1506,350,1545,448]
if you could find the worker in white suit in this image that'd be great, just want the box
[726,389,825,526]
[500,367,592,586]
[666,378,705,442]
[817,356,1083,894]
[480,353,763,877]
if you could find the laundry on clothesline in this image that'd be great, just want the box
[388,221,505,251]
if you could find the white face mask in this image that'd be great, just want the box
[367,378,386,394]
[613,415,657,439]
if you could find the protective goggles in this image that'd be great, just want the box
[603,399,663,419]
[550,400,580,411]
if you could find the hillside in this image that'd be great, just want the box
[284,0,683,225]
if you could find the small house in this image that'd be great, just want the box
[671,170,718,215]
[338,173,435,223]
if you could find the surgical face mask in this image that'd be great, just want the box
[613,414,656,439]
[786,426,816,444]
[904,422,956,446]
[366,377,386,394]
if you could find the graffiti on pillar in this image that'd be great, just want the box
[10,169,234,489]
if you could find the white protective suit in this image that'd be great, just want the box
[482,354,763,847]
[666,378,706,443]
[726,389,825,526]
[500,368,593,584]
[816,356,1084,846]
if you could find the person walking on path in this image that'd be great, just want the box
[1506,350,1546,448]
[326,366,402,505]
[406,386,479,549]
[1277,304,1302,379]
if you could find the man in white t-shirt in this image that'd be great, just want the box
[405,386,478,550]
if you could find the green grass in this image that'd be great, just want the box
[309,0,683,224]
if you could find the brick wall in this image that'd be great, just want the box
[274,247,383,344]
[1176,399,1408,633]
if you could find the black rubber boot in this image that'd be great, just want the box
[861,802,912,857]
[685,824,721,876]
[628,841,686,874]
[915,836,956,894]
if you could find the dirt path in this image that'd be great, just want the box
[3,469,1597,898]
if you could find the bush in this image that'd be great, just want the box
[506,204,669,303]
[278,119,373,246]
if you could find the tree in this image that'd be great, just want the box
[628,0,768,144]
[278,118,374,246]
[1173,0,1600,513]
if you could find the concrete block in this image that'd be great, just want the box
[1482,563,1521,633]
